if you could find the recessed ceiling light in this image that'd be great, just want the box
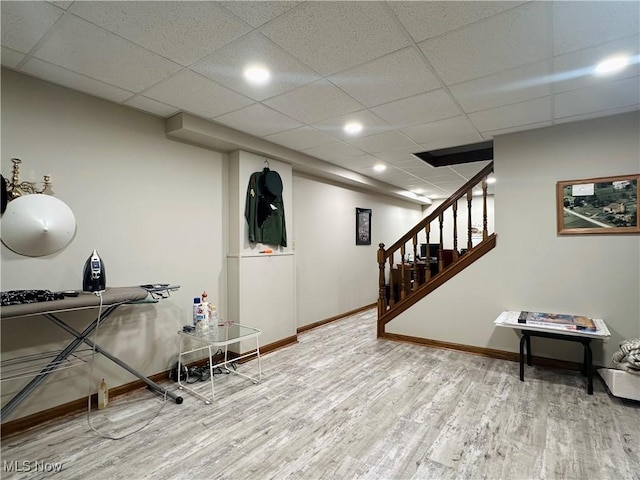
[373,164,386,172]
[244,66,270,85]
[594,55,630,75]
[412,188,425,194]
[344,122,363,135]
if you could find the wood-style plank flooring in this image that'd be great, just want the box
[2,309,639,479]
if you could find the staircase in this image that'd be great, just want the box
[377,162,496,337]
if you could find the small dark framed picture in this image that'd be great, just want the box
[356,208,372,245]
[556,173,639,235]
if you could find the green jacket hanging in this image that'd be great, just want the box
[245,169,287,247]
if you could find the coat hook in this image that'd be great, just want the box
[264,159,270,168]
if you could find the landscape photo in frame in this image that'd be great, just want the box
[556,174,639,235]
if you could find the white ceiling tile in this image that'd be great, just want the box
[389,1,523,44]
[263,126,337,151]
[310,110,393,141]
[143,70,253,119]
[219,1,302,28]
[346,131,418,154]
[418,135,490,154]
[213,103,303,137]
[553,105,640,126]
[47,1,73,10]
[69,1,251,66]
[450,60,552,113]
[328,47,442,107]
[21,57,134,103]
[1,46,24,68]
[33,15,181,92]
[553,1,640,56]
[419,2,550,85]
[552,35,640,94]
[263,79,363,124]
[554,76,640,119]
[1,1,63,53]
[468,97,552,132]
[302,142,365,162]
[371,89,462,128]
[261,2,409,76]
[374,146,426,166]
[191,32,321,102]
[402,116,480,144]
[124,96,180,118]
[481,121,552,139]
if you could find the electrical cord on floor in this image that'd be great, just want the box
[86,290,168,440]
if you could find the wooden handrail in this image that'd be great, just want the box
[377,162,495,323]
[384,162,494,255]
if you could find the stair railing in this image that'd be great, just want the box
[377,162,494,319]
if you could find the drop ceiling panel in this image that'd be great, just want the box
[418,134,487,154]
[554,76,640,119]
[402,116,480,145]
[388,1,523,44]
[419,2,551,85]
[143,70,254,119]
[1,1,63,53]
[213,103,303,137]
[552,1,640,56]
[450,60,552,113]
[69,1,251,66]
[374,146,428,166]
[468,97,552,132]
[1,46,24,68]
[192,32,321,102]
[124,96,180,118]
[218,1,302,28]
[327,47,442,108]
[346,131,418,154]
[310,110,393,141]
[22,57,134,102]
[481,121,552,139]
[49,1,73,10]
[552,35,640,94]
[371,89,462,128]
[261,1,409,76]
[262,126,337,151]
[302,142,364,163]
[33,15,182,92]
[264,79,363,124]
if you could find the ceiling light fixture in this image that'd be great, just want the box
[243,65,270,85]
[373,164,386,172]
[594,55,630,75]
[343,122,363,135]
[486,176,496,185]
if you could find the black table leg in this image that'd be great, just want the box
[526,335,532,366]
[519,334,526,381]
[584,340,593,395]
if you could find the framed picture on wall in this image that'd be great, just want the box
[356,208,372,245]
[556,173,640,235]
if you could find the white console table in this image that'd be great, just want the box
[495,311,610,394]
[177,323,262,404]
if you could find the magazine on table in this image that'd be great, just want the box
[516,311,597,332]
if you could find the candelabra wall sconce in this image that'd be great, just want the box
[6,158,53,200]
[1,158,76,257]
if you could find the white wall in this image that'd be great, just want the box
[388,112,640,368]
[293,173,422,327]
[1,69,227,420]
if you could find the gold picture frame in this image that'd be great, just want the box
[556,174,639,235]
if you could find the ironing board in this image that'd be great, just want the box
[1,286,183,421]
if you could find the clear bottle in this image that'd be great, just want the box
[210,305,219,341]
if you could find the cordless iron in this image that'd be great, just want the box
[82,249,106,292]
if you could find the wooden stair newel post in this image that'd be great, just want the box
[438,214,444,273]
[399,245,406,300]
[467,191,473,251]
[377,243,387,318]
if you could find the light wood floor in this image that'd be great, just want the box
[2,309,639,480]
